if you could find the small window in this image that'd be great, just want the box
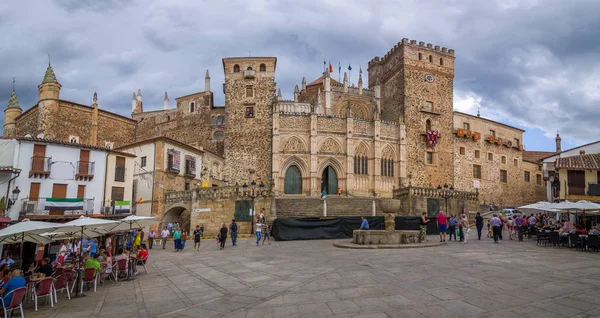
[473,165,481,179]
[418,53,422,60]
[524,171,530,182]
[514,158,518,166]
[424,101,433,111]
[245,107,254,118]
[141,156,147,168]
[425,119,432,131]
[475,150,480,159]
[463,123,470,130]
[490,130,495,137]
[488,153,493,161]
[501,156,506,164]
[500,170,507,183]
[246,86,253,97]
[536,174,542,185]
[428,55,433,63]
[440,58,444,65]
[460,147,465,155]
[260,64,266,72]
[69,135,79,144]
[190,102,195,113]
[514,138,520,148]
[211,116,216,125]
[233,64,240,72]
[216,116,223,125]
[426,152,434,165]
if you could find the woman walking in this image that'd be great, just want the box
[173,228,182,252]
[507,216,515,240]
[219,224,228,250]
[262,223,271,245]
[181,230,187,250]
[420,212,430,243]
[461,214,471,244]
[256,217,263,246]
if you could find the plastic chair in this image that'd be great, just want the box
[101,261,116,285]
[80,268,98,294]
[32,277,54,312]
[587,235,599,252]
[52,271,71,302]
[548,232,560,247]
[1,286,27,318]
[115,259,128,281]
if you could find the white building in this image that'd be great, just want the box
[0,137,135,220]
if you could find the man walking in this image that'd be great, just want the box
[161,226,170,249]
[359,216,369,230]
[475,212,484,240]
[515,214,525,241]
[490,214,502,243]
[448,215,457,242]
[193,225,202,251]
[436,211,447,242]
[229,219,238,246]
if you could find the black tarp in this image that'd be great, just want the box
[272,216,439,241]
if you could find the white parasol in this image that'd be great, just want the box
[108,215,160,232]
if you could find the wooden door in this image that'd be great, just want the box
[50,184,67,215]
[284,165,302,194]
[32,144,46,171]
[79,150,90,175]
[29,183,41,201]
[115,157,126,181]
[77,185,86,199]
[567,170,585,195]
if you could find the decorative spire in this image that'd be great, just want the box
[302,77,306,91]
[41,64,58,84]
[294,85,299,93]
[294,85,299,102]
[132,92,136,101]
[164,91,169,100]
[277,88,282,101]
[93,92,97,104]
[205,70,210,78]
[555,130,562,152]
[164,91,169,110]
[477,106,480,117]
[7,89,20,109]
[137,89,142,98]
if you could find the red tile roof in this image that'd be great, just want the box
[523,151,556,163]
[555,153,600,170]
[307,77,342,87]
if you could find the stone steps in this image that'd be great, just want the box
[274,197,383,219]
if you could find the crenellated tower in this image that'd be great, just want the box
[37,64,62,137]
[3,84,22,137]
[368,38,456,187]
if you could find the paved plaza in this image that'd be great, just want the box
[32,235,600,318]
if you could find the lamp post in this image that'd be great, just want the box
[240,180,265,235]
[6,186,20,212]
[437,183,454,215]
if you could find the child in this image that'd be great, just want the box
[262,223,271,245]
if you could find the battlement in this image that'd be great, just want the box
[330,85,376,97]
[368,38,455,68]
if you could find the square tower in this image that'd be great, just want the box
[368,39,456,188]
[222,57,277,185]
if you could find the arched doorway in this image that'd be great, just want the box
[321,166,338,195]
[284,165,302,194]
[162,206,191,234]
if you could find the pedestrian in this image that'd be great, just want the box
[498,215,504,240]
[457,215,464,242]
[475,212,484,240]
[173,228,182,252]
[90,238,99,258]
[507,216,515,240]
[461,214,471,244]
[490,214,502,243]
[161,226,169,249]
[448,215,457,241]
[229,219,238,246]
[337,188,342,196]
[59,241,68,264]
[436,211,447,242]
[359,216,369,230]
[219,223,228,250]
[420,212,430,242]
[180,230,187,250]
[148,229,155,249]
[528,214,536,239]
[259,208,265,224]
[262,223,271,245]
[256,217,263,246]
[515,214,524,241]
[133,231,141,248]
[193,225,202,251]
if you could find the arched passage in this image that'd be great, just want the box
[284,165,303,194]
[162,206,191,234]
[321,166,338,195]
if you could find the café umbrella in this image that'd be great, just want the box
[0,220,65,266]
[108,215,160,232]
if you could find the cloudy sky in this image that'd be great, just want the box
[1,0,598,152]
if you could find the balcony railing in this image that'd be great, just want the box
[114,166,126,182]
[20,198,95,216]
[29,156,51,178]
[393,186,479,201]
[76,161,95,180]
[244,69,256,79]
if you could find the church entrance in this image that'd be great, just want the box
[321,166,338,195]
[284,165,302,194]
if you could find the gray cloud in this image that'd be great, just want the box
[0,0,598,148]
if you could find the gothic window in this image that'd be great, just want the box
[426,119,432,131]
[429,55,433,63]
[418,53,422,60]
[190,102,195,112]
[233,64,240,72]
[260,64,266,72]
[216,116,223,126]
[440,58,444,65]
[353,155,368,175]
[211,116,216,125]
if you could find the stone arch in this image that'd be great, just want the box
[281,136,307,153]
[381,144,395,159]
[260,64,266,72]
[354,141,370,156]
[162,206,190,234]
[233,64,240,72]
[318,138,342,154]
[318,157,345,179]
[334,99,370,119]
[281,156,309,179]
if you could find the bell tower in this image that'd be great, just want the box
[37,63,62,136]
[3,79,22,137]
[222,57,277,185]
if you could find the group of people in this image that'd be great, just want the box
[216,209,272,249]
[431,212,474,243]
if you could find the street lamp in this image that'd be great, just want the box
[6,186,20,212]
[437,183,454,215]
[239,180,265,235]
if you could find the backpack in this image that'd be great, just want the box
[230,223,238,233]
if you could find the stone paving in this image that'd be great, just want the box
[30,234,600,318]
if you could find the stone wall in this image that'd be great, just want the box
[190,196,272,236]
[15,107,39,137]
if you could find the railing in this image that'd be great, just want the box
[114,166,125,182]
[77,161,95,176]
[30,156,51,172]
[244,69,256,79]
[165,184,273,203]
[20,198,95,216]
[393,186,479,201]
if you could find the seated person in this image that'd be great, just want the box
[22,263,36,278]
[136,245,148,264]
[113,248,128,267]
[0,268,10,288]
[575,226,587,234]
[83,254,101,276]
[36,258,53,277]
[0,269,26,306]
[591,226,600,236]
[100,251,112,274]
[0,255,14,267]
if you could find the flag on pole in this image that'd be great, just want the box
[45,198,84,211]
[115,200,131,214]
[348,64,352,71]
[329,62,333,73]
[338,62,341,73]
[137,198,144,204]
[323,60,326,72]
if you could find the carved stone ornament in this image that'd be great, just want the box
[282,136,305,152]
[319,138,341,154]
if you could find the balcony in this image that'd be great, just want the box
[244,69,256,79]
[29,156,51,178]
[20,198,95,217]
[114,166,126,182]
[76,161,95,181]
